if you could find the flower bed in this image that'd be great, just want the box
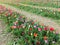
[6,3,60,20]
[0,5,60,45]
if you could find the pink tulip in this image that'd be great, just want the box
[11,26,17,29]
[38,28,42,31]
[44,40,48,43]
[34,25,37,28]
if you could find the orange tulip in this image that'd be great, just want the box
[34,33,38,37]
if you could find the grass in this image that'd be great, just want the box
[6,3,60,20]
[20,2,60,8]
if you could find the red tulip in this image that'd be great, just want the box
[44,27,48,31]
[50,27,54,31]
[29,28,32,31]
[17,25,21,28]
[36,41,40,45]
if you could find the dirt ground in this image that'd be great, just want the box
[0,19,12,45]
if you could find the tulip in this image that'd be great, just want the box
[34,33,38,37]
[11,26,17,29]
[44,36,48,40]
[36,41,40,45]
[44,40,48,43]
[50,27,54,31]
[34,25,37,28]
[52,41,55,44]
[14,21,18,25]
[29,28,32,31]
[29,25,31,28]
[38,28,42,31]
[17,26,21,28]
[44,27,48,31]
[22,26,25,28]
[31,33,33,36]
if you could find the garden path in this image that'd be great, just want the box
[0,20,12,45]
[1,4,60,33]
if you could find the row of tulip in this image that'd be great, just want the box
[6,3,60,20]
[0,5,60,45]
